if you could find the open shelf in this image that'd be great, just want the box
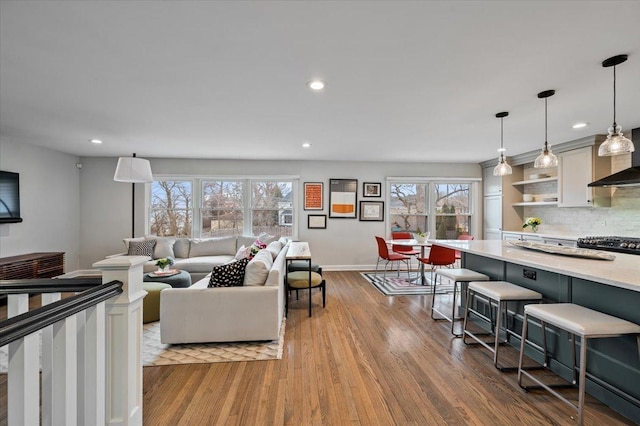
[512,176,558,186]
[512,201,558,206]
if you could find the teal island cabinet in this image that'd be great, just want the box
[436,239,640,423]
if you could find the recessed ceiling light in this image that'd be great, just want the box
[302,142,312,148]
[572,122,589,129]
[90,139,103,144]
[307,80,326,91]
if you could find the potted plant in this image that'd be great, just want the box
[523,217,542,233]
[414,227,429,243]
[155,257,175,272]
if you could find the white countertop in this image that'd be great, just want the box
[501,231,580,241]
[434,240,640,292]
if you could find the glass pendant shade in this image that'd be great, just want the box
[599,55,635,156]
[493,111,512,176]
[598,125,635,156]
[534,144,558,168]
[493,155,512,176]
[534,90,557,168]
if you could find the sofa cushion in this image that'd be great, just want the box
[208,258,249,287]
[235,244,250,260]
[127,239,156,256]
[146,237,176,259]
[173,238,191,259]
[243,249,273,286]
[123,237,145,251]
[265,241,283,260]
[258,232,278,245]
[189,236,236,257]
[174,255,234,273]
[237,235,258,250]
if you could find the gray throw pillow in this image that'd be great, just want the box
[208,258,249,287]
[127,240,156,256]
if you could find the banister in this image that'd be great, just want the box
[0,277,104,295]
[0,280,122,347]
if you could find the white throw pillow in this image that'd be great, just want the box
[146,237,176,259]
[243,249,273,286]
[235,244,250,260]
[258,232,278,245]
[265,241,283,260]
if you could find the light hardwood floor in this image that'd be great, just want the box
[142,271,634,425]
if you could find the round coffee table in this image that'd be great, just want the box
[143,270,191,288]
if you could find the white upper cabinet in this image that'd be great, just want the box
[483,167,502,196]
[558,145,611,208]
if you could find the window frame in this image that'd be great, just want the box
[386,177,478,238]
[146,175,299,239]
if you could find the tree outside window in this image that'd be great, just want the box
[201,180,244,237]
[149,180,192,237]
[434,183,471,239]
[251,181,293,237]
[389,183,428,234]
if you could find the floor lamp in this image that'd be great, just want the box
[114,153,153,238]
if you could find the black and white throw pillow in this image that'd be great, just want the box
[208,258,249,287]
[127,239,156,256]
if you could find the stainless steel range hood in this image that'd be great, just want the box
[589,127,640,187]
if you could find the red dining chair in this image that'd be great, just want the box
[455,234,474,265]
[391,231,420,270]
[417,244,456,285]
[375,236,411,277]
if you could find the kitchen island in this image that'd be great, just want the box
[435,239,640,423]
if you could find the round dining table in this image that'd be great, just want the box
[386,238,432,285]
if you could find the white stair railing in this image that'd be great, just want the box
[2,255,148,426]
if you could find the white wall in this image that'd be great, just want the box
[0,138,81,271]
[79,157,482,269]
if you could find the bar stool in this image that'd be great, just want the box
[463,281,542,370]
[518,303,640,426]
[433,268,489,336]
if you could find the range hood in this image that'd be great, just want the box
[589,127,640,187]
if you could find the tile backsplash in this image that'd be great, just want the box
[523,153,640,237]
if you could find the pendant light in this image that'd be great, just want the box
[534,90,558,168]
[493,112,512,176]
[598,54,634,156]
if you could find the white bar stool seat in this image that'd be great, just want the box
[518,303,640,426]
[433,268,489,336]
[463,281,542,370]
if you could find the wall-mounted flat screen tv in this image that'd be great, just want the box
[0,170,23,223]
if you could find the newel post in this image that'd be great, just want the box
[93,256,148,426]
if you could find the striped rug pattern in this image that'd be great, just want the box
[361,272,455,296]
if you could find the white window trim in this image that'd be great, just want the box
[147,175,300,239]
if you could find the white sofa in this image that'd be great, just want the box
[159,240,289,343]
[118,234,277,282]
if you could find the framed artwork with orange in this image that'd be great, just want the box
[329,179,357,218]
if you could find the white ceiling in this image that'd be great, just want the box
[1,1,639,164]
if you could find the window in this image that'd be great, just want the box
[201,180,244,237]
[148,177,296,238]
[389,183,429,234]
[434,183,471,239]
[251,181,293,237]
[149,180,193,237]
[388,180,474,238]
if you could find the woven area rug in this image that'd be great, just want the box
[143,318,285,366]
[0,319,285,372]
[361,272,454,296]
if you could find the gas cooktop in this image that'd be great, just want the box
[577,236,640,255]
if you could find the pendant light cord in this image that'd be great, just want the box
[544,97,548,151]
[500,117,504,160]
[613,65,617,126]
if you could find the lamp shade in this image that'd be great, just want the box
[114,157,153,183]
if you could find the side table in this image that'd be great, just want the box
[143,270,191,288]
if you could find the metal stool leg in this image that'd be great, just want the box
[577,336,588,425]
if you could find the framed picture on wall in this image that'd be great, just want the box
[359,201,384,221]
[329,179,358,218]
[304,182,323,210]
[363,182,381,197]
[308,214,327,229]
